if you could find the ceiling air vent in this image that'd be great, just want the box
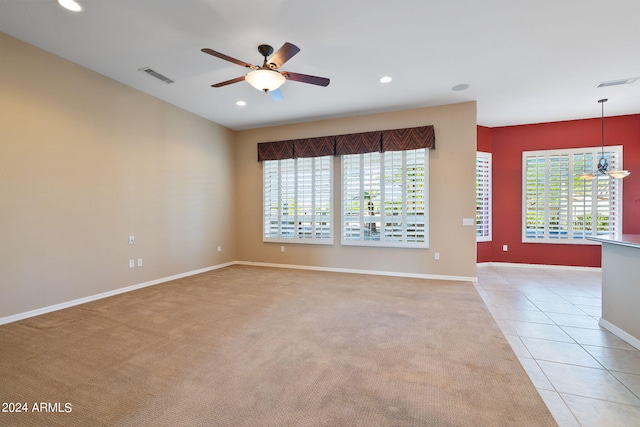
[139,67,175,84]
[596,78,637,88]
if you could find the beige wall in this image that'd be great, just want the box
[234,102,478,279]
[0,32,477,321]
[0,34,236,319]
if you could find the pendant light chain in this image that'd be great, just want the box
[600,98,607,159]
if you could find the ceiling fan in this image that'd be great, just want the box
[201,42,330,101]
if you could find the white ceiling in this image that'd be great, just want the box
[1,0,639,131]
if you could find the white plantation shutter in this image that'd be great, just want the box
[263,156,333,243]
[524,154,546,240]
[571,153,592,239]
[547,153,570,240]
[342,153,363,242]
[403,149,427,243]
[281,159,296,238]
[476,152,492,241]
[522,146,623,243]
[263,160,281,239]
[342,148,428,248]
[311,156,332,239]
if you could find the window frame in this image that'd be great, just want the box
[341,148,429,248]
[262,156,334,244]
[521,145,623,244]
[476,151,492,242]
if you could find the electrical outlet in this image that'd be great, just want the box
[137,258,143,267]
[217,246,222,253]
[281,246,285,253]
[503,245,508,252]
[434,252,440,260]
[129,259,135,268]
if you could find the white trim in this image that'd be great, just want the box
[521,145,623,245]
[236,260,476,283]
[341,149,429,249]
[476,151,492,242]
[599,317,640,351]
[0,262,237,326]
[263,156,334,244]
[2,260,477,325]
[262,238,334,246]
[479,262,601,272]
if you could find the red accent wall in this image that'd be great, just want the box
[477,114,640,267]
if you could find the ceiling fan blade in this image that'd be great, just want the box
[269,88,284,101]
[283,72,330,87]
[269,42,300,68]
[211,76,246,88]
[201,48,255,69]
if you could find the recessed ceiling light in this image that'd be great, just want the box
[236,100,247,107]
[379,76,392,83]
[58,0,83,12]
[452,83,470,91]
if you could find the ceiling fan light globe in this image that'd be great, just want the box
[578,172,596,180]
[58,0,82,12]
[245,69,286,93]
[607,170,631,179]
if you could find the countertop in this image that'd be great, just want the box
[587,234,640,249]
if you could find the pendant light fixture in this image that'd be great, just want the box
[578,98,631,180]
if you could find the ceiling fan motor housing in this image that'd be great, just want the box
[257,44,274,59]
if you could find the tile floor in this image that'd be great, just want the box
[476,264,640,427]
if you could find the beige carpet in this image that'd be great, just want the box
[0,265,556,426]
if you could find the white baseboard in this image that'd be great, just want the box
[1,260,475,325]
[0,261,237,326]
[236,260,477,283]
[480,262,601,272]
[599,318,640,351]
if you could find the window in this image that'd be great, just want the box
[476,152,492,242]
[522,146,623,244]
[342,148,428,248]
[263,156,332,243]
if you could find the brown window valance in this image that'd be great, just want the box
[257,140,294,162]
[294,136,335,158]
[335,131,382,156]
[257,125,435,161]
[382,126,435,152]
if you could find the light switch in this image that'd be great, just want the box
[462,218,475,226]
[129,235,135,245]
